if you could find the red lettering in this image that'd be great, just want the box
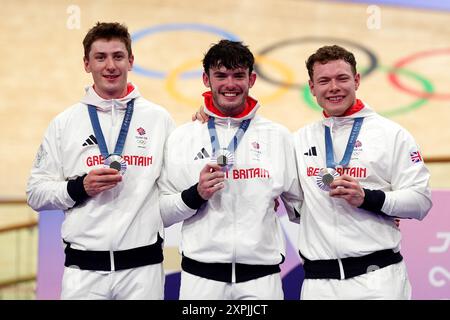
[335,167,367,178]
[307,167,324,176]
[87,154,154,168]
[360,167,367,177]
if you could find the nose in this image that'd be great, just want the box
[224,76,236,88]
[329,79,339,92]
[105,57,115,71]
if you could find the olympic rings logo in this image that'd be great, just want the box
[132,23,240,79]
[132,23,447,116]
[302,66,433,117]
[388,48,450,100]
[165,56,295,107]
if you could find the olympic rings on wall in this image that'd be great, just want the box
[302,66,434,117]
[165,59,202,107]
[131,23,240,79]
[254,37,379,88]
[388,48,450,100]
[132,23,442,117]
[165,55,295,108]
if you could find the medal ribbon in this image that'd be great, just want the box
[207,117,251,157]
[325,117,363,169]
[87,99,135,159]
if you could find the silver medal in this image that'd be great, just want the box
[104,154,127,175]
[212,149,234,171]
[316,168,339,191]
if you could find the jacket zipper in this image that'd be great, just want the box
[108,101,120,265]
[228,117,237,283]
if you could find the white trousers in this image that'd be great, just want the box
[300,261,412,300]
[179,271,284,300]
[61,263,165,300]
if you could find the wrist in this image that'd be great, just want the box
[181,183,207,209]
[67,174,89,206]
[358,188,385,214]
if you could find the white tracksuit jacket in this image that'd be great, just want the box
[158,100,303,266]
[27,84,175,251]
[292,103,432,261]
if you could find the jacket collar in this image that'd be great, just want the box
[80,83,140,111]
[323,99,364,118]
[322,99,376,126]
[202,91,260,123]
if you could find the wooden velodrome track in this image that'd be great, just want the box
[1,0,449,201]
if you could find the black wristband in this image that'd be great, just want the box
[181,183,207,210]
[358,188,386,214]
[67,174,89,207]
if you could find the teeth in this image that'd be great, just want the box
[223,93,237,97]
[328,97,342,101]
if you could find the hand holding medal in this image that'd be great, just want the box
[319,117,365,208]
[197,163,225,200]
[208,117,250,172]
[328,174,365,207]
[83,167,122,196]
[87,99,134,176]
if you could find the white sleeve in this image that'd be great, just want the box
[281,132,304,224]
[381,129,432,220]
[157,129,197,227]
[159,192,196,227]
[26,119,76,211]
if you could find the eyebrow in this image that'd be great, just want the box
[93,50,126,56]
[212,70,247,75]
[317,73,351,80]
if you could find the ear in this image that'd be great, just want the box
[308,79,316,96]
[354,73,361,91]
[128,54,134,71]
[249,72,257,88]
[202,72,210,88]
[83,56,91,73]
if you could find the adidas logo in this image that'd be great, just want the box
[304,146,317,156]
[82,134,98,147]
[194,148,210,160]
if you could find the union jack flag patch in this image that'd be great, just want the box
[410,151,423,163]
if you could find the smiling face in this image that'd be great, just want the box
[203,65,256,117]
[83,38,134,99]
[309,59,360,117]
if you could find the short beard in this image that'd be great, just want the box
[212,94,246,117]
